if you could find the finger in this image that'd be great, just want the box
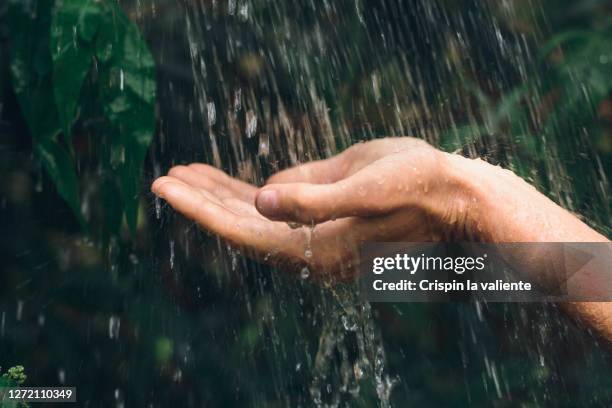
[153,176,225,206]
[152,178,304,257]
[221,197,268,219]
[167,165,252,202]
[255,165,400,224]
[266,154,349,184]
[188,163,258,201]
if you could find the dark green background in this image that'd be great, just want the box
[0,0,611,406]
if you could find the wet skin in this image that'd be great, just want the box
[152,138,466,280]
[151,137,607,277]
[152,137,612,341]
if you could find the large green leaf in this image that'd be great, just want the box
[95,2,156,233]
[9,0,156,236]
[50,0,101,140]
[8,0,83,225]
[8,0,61,141]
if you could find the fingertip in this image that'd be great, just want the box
[255,188,280,218]
[151,177,185,198]
[158,181,188,199]
[151,176,171,196]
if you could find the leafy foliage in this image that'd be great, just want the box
[7,0,156,236]
[0,366,28,408]
[1,366,26,385]
[439,15,611,233]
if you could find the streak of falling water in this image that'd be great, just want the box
[108,316,120,340]
[309,284,398,407]
[182,2,396,403]
[16,300,23,321]
[175,0,611,405]
[169,239,175,270]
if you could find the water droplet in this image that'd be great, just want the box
[109,316,120,339]
[169,240,175,269]
[207,101,216,125]
[246,112,258,138]
[228,0,236,15]
[58,369,66,384]
[119,69,124,91]
[353,363,364,380]
[341,314,358,331]
[238,3,249,20]
[287,221,302,229]
[233,88,242,112]
[155,197,161,219]
[129,254,139,265]
[16,300,23,321]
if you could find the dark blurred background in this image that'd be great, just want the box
[0,0,611,406]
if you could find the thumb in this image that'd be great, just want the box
[255,180,387,224]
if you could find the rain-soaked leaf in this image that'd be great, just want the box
[8,0,156,235]
[95,2,156,234]
[7,0,60,141]
[8,0,84,224]
[50,0,101,140]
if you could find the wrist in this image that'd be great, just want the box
[441,153,541,242]
[434,153,491,241]
[441,153,608,243]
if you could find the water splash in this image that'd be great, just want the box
[309,285,398,407]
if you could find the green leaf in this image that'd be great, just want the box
[50,0,101,140]
[8,0,156,237]
[35,139,84,227]
[95,2,156,233]
[1,366,27,386]
[8,0,84,225]
[7,0,61,141]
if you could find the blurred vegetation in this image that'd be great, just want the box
[441,0,611,233]
[0,0,610,406]
[6,0,156,240]
[0,366,28,408]
[0,366,26,386]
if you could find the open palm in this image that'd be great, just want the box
[152,138,457,280]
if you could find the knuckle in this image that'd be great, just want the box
[189,163,213,173]
[167,165,189,178]
[290,186,312,219]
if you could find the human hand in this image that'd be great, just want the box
[153,136,611,338]
[151,137,476,281]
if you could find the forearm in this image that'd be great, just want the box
[445,153,612,341]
